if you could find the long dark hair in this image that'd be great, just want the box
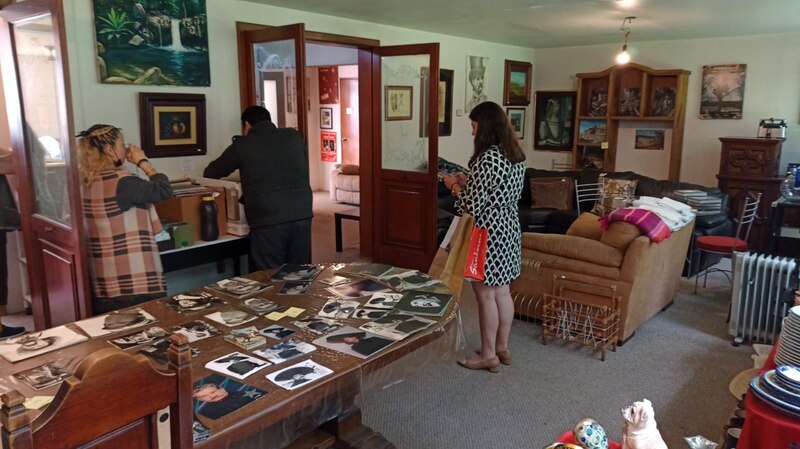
[468,101,525,165]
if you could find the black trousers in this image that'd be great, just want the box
[250,219,312,270]
[0,232,7,307]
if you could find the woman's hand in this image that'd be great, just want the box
[125,144,147,165]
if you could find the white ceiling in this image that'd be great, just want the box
[242,0,800,49]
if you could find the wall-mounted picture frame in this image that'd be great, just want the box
[318,66,339,104]
[321,131,337,162]
[634,129,665,150]
[320,107,333,130]
[533,91,576,151]
[419,68,454,138]
[577,119,607,144]
[385,86,413,121]
[699,63,746,119]
[138,93,206,158]
[506,107,526,140]
[503,60,532,106]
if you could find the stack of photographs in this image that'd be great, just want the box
[271,264,323,283]
[266,359,333,391]
[313,326,394,359]
[75,308,157,338]
[335,263,393,279]
[292,317,342,335]
[208,277,272,298]
[240,297,283,315]
[326,279,390,300]
[0,326,88,362]
[205,352,270,380]
[193,373,266,420]
[359,310,435,341]
[393,291,452,317]
[108,326,167,349]
[163,292,224,313]
[380,269,442,292]
[13,360,74,390]
[254,338,316,364]
[172,320,222,342]
[317,299,359,319]
[205,309,258,327]
[223,326,267,350]
[138,338,173,364]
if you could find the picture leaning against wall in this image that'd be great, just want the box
[699,64,746,119]
[92,0,210,86]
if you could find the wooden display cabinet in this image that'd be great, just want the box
[573,63,690,181]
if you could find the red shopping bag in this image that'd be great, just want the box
[463,226,488,281]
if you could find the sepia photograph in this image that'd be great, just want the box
[14,360,74,390]
[385,86,413,121]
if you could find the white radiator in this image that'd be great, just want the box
[730,252,797,345]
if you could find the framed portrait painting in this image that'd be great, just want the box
[419,68,454,137]
[385,86,413,121]
[533,91,576,151]
[506,107,526,140]
[138,93,206,158]
[503,60,532,106]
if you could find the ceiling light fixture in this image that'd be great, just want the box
[616,16,635,65]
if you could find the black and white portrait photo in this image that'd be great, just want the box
[259,324,296,340]
[254,338,316,364]
[14,360,74,390]
[210,277,271,298]
[205,352,270,380]
[318,299,359,319]
[109,326,168,349]
[270,264,323,282]
[163,291,224,313]
[242,297,282,315]
[266,359,333,391]
[205,309,257,327]
[394,291,453,317]
[75,308,157,338]
[291,317,342,335]
[172,320,222,342]
[465,55,488,113]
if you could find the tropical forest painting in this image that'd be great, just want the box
[92,0,210,86]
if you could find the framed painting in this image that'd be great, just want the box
[320,107,333,130]
[139,93,206,158]
[700,63,746,119]
[320,131,337,162]
[503,60,532,106]
[385,86,413,121]
[93,1,209,86]
[318,66,340,104]
[533,91,576,151]
[419,68,453,137]
[506,107,526,140]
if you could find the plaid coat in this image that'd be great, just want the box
[82,170,165,299]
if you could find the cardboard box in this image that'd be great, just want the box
[155,194,227,242]
[167,222,194,248]
[225,221,250,237]
[194,177,247,225]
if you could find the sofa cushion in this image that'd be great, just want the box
[340,164,360,175]
[566,212,602,240]
[591,175,638,216]
[600,222,642,252]
[529,177,573,209]
[522,233,624,268]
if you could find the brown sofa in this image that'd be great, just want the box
[511,214,694,342]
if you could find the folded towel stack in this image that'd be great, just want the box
[632,196,695,231]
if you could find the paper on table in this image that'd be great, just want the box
[25,396,54,409]
[284,307,305,318]
[266,312,286,321]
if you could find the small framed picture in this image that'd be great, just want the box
[503,60,532,106]
[320,107,333,130]
[385,86,413,121]
[138,93,207,158]
[506,107,526,140]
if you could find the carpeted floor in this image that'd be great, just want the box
[358,274,752,449]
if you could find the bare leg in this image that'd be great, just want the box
[494,284,513,353]
[467,281,499,363]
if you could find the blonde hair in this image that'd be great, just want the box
[77,125,122,186]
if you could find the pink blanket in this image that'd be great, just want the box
[599,208,671,243]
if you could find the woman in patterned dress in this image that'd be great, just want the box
[442,101,526,373]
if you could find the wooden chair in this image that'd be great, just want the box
[1,334,193,449]
[574,180,601,214]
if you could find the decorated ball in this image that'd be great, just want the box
[572,418,609,449]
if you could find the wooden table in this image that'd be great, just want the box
[334,208,360,252]
[0,266,459,449]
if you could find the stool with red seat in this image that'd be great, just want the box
[693,192,761,293]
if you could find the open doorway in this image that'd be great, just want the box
[304,43,362,264]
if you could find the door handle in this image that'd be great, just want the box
[44,226,54,232]
[342,138,348,142]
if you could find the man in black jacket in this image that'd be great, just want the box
[204,106,313,269]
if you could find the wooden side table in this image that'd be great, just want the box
[334,208,360,252]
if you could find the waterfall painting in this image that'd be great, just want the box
[92,0,210,86]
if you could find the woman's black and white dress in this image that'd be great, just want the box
[456,146,525,286]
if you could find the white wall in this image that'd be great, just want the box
[63,0,536,180]
[533,33,800,186]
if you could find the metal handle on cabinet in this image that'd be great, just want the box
[44,226,53,232]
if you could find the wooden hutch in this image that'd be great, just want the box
[573,63,690,181]
[716,136,786,253]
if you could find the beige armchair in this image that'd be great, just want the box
[510,215,694,342]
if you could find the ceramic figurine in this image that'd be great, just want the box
[621,399,667,449]
[573,418,609,449]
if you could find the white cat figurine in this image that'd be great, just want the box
[621,399,667,449]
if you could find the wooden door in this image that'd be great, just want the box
[238,23,307,136]
[0,0,90,328]
[340,78,359,165]
[368,44,439,271]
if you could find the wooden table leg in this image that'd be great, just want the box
[335,213,344,252]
